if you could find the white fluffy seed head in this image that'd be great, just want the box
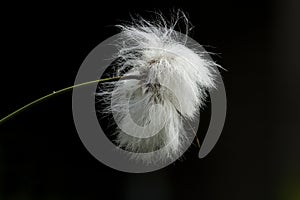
[97,11,218,164]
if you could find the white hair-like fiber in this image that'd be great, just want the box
[97,11,218,164]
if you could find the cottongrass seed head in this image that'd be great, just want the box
[97,11,219,164]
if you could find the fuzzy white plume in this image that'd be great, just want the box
[97,12,218,164]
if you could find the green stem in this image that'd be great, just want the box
[0,76,122,125]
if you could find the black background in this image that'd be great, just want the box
[1,1,300,200]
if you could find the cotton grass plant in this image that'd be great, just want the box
[0,10,220,164]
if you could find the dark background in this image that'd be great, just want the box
[1,1,300,200]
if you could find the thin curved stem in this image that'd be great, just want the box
[0,76,135,125]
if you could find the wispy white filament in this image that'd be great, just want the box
[97,12,218,164]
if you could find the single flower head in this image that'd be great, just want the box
[97,11,219,164]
